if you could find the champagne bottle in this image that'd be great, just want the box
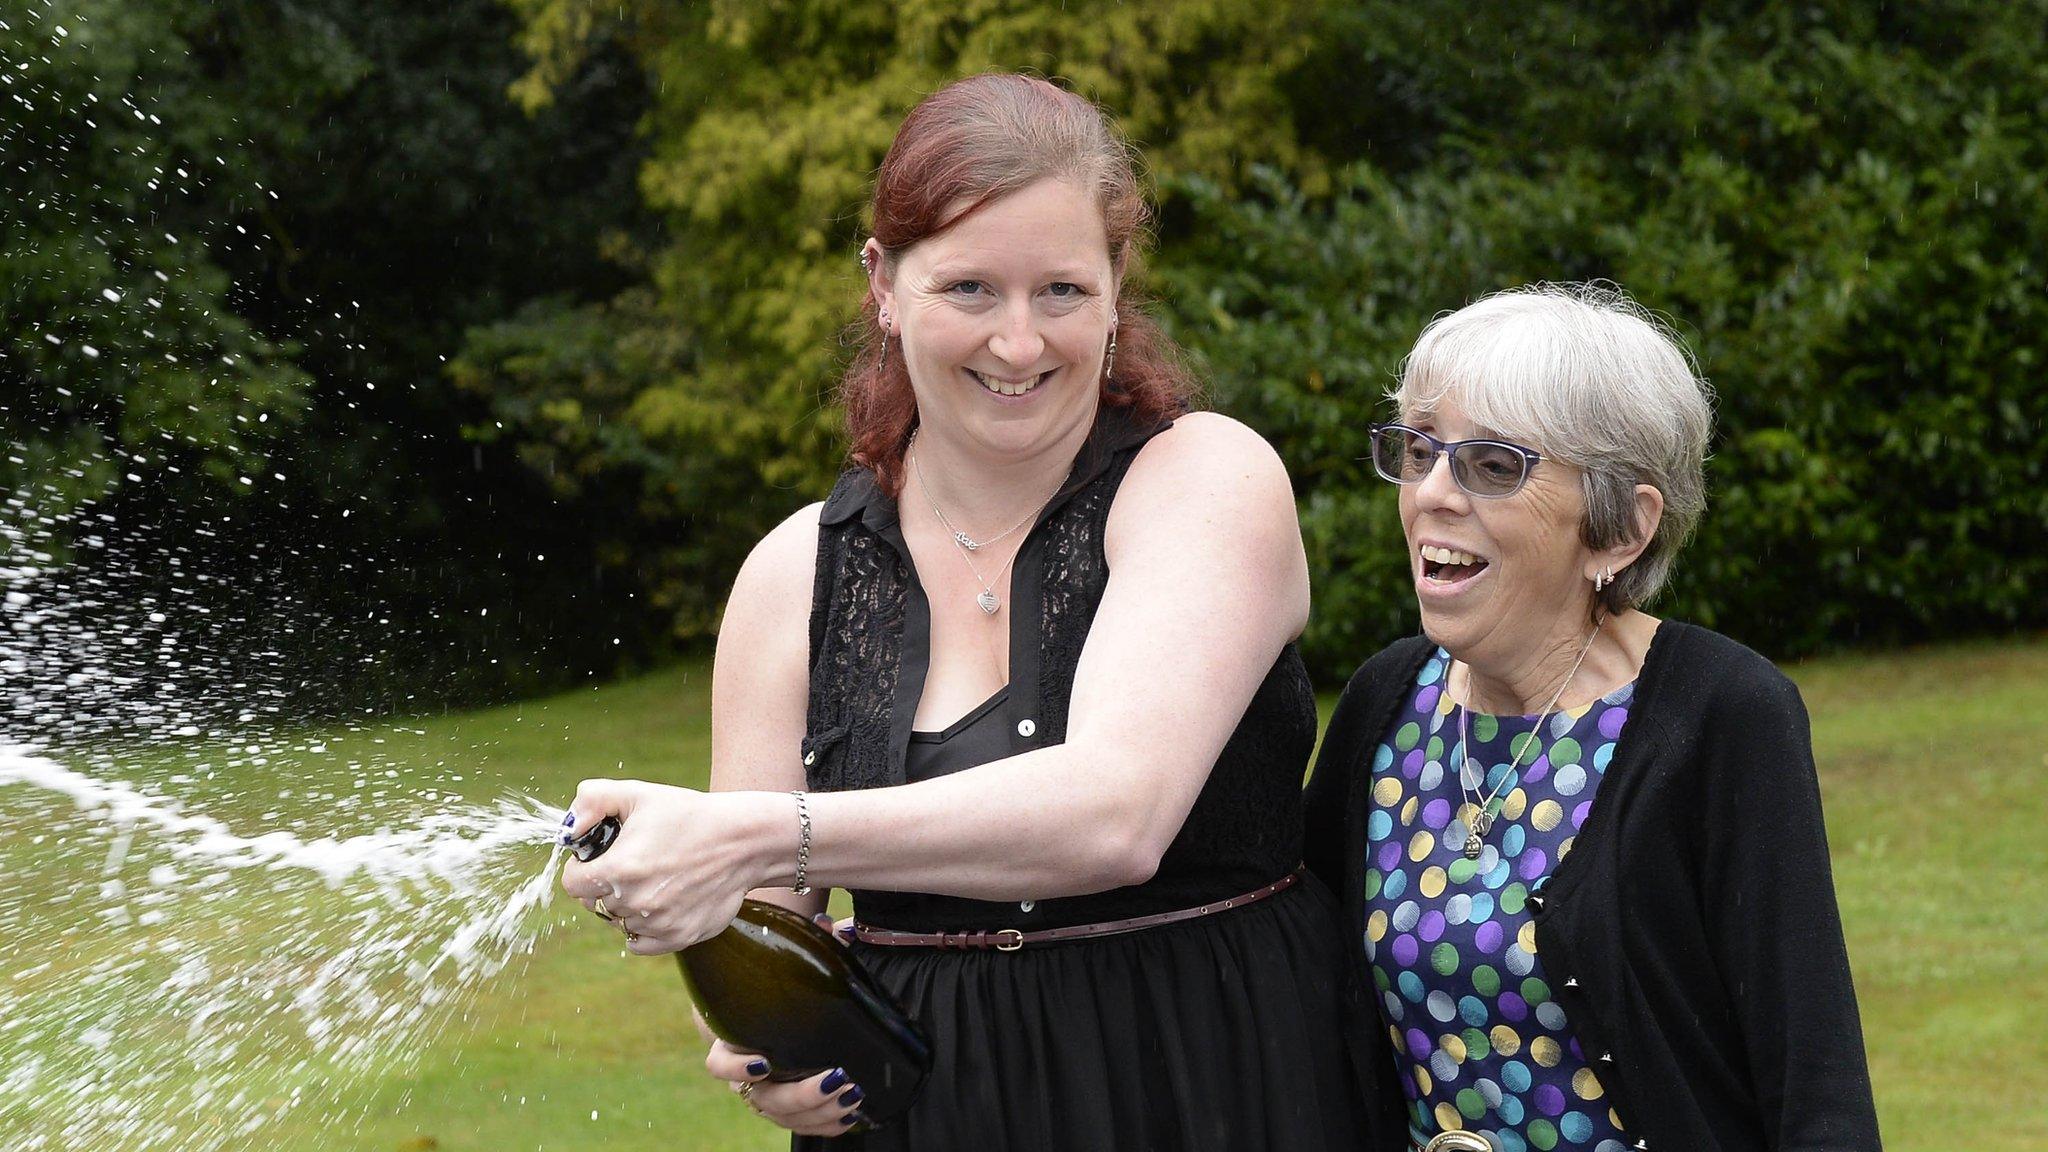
[570,816,931,1124]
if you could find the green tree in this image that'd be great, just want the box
[5,0,657,707]
[468,0,1332,641]
[212,0,661,703]
[1160,0,2048,673]
[2,0,316,533]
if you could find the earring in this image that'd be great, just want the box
[878,309,891,369]
[1103,321,1118,383]
[1592,566,1614,592]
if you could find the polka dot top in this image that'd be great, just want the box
[1363,649,1636,1151]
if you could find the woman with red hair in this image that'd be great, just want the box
[562,73,1367,1150]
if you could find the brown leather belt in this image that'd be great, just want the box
[852,869,1303,952]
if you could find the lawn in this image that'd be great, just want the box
[15,638,2041,1151]
[251,663,775,1152]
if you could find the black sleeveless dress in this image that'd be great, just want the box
[796,412,1366,1151]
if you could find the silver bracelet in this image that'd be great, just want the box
[790,790,813,896]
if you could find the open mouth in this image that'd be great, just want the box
[968,368,1052,397]
[1420,543,1490,585]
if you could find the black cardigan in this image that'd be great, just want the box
[1304,621,1882,1152]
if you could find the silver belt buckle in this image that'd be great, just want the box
[1421,1134,1493,1152]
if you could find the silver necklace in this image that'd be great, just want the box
[908,435,1058,616]
[910,433,1042,552]
[1455,621,1602,861]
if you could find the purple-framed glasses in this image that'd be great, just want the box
[1367,423,1543,499]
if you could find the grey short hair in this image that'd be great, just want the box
[1390,282,1715,616]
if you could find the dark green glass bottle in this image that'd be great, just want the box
[571,816,931,1123]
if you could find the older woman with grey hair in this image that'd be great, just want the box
[1304,283,1881,1152]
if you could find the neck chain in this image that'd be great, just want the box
[908,433,1061,616]
[1454,621,1602,861]
[910,432,1044,552]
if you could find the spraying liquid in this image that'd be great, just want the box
[0,743,570,1151]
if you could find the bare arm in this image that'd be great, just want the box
[559,504,823,946]
[707,502,826,919]
[801,413,1309,897]
[564,415,1311,946]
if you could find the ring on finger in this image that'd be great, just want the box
[736,1080,762,1114]
[593,896,617,921]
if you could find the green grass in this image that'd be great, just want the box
[12,640,2043,1150]
[1794,640,2048,1146]
[251,663,777,1152]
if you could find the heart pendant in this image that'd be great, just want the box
[976,591,1000,615]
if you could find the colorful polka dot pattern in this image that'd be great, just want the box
[1363,650,1636,1151]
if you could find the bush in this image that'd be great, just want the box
[1157,1,2048,677]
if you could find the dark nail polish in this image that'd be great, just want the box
[838,1085,864,1107]
[562,812,577,827]
[840,1113,862,1127]
[746,1058,769,1077]
[819,1068,848,1094]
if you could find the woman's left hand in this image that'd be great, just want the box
[560,778,782,954]
[708,1043,868,1136]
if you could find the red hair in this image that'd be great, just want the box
[840,73,1198,496]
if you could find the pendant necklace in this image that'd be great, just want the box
[1455,620,1602,861]
[911,432,1044,553]
[909,434,1059,616]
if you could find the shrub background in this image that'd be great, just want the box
[6,0,2044,694]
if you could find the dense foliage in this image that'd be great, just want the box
[8,0,2044,701]
[488,0,2047,676]
[462,0,1329,638]
[1159,0,2048,671]
[2,0,311,520]
[4,0,654,707]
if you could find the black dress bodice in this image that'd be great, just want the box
[906,686,1012,778]
[803,411,1318,932]
[791,409,1367,1152]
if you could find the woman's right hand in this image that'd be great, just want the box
[561,779,785,954]
[706,1040,868,1136]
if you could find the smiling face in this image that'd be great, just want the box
[871,177,1117,460]
[1400,398,1601,669]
